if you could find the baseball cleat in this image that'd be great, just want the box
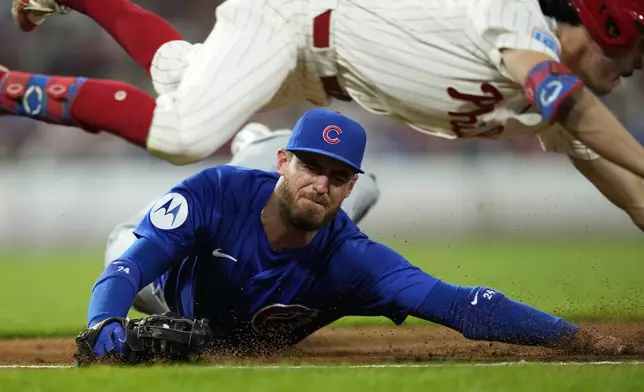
[11,0,69,32]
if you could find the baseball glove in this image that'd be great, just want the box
[74,312,212,366]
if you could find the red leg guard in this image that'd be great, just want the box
[0,69,155,148]
[70,79,155,147]
[58,0,182,74]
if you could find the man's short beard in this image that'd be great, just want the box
[277,178,335,231]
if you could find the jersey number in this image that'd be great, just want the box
[482,289,496,300]
[116,266,130,274]
[251,304,319,335]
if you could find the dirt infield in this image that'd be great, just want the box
[2,321,644,366]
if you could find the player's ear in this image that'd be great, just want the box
[343,175,359,199]
[277,148,290,176]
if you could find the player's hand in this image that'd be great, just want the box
[75,317,129,365]
[93,321,127,357]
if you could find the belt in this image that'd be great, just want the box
[313,10,352,102]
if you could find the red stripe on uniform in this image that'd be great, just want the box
[313,11,331,48]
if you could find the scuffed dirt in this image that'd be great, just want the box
[2,321,644,366]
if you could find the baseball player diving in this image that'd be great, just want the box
[72,109,634,363]
[6,0,644,232]
[104,121,380,315]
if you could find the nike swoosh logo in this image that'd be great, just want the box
[471,290,479,305]
[212,249,237,262]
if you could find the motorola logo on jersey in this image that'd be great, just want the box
[322,125,342,144]
[149,193,189,230]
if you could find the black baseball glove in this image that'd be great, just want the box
[74,312,212,366]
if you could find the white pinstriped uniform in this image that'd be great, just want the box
[146,0,599,164]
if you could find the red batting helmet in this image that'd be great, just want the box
[569,0,644,50]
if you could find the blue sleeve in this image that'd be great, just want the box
[414,281,580,346]
[335,238,580,346]
[337,239,440,324]
[86,170,218,327]
[87,238,171,327]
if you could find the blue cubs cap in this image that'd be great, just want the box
[285,109,366,173]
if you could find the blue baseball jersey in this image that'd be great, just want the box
[132,165,438,352]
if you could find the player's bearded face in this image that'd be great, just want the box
[277,151,357,231]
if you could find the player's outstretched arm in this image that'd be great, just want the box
[344,240,633,354]
[349,241,577,346]
[501,49,644,179]
[569,155,644,230]
[412,280,635,354]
